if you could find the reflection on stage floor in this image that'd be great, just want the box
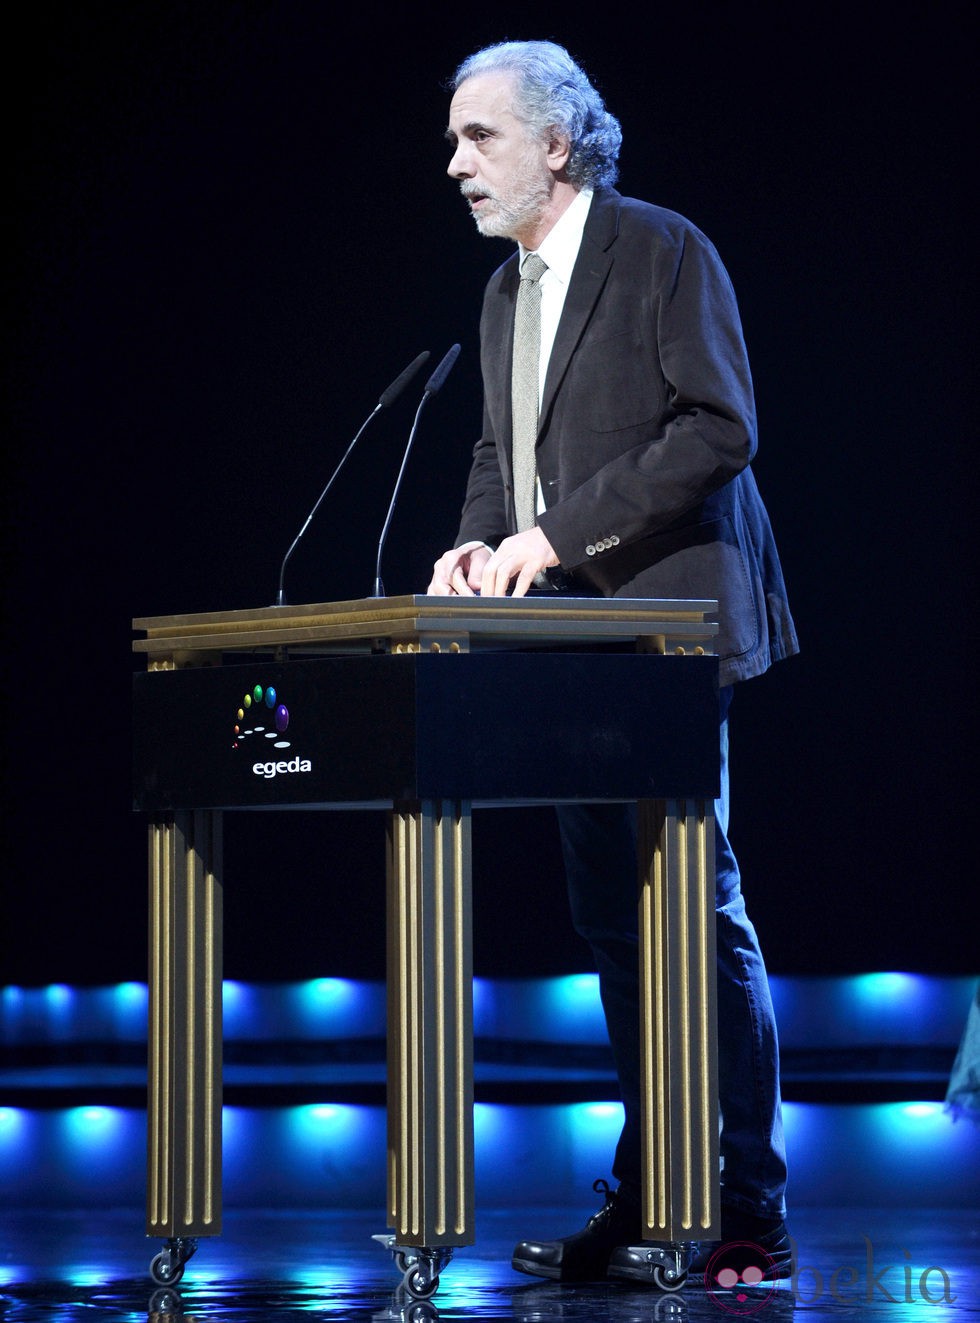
[1,1204,977,1322]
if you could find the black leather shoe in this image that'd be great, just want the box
[512,1179,644,1281]
[608,1209,791,1288]
[688,1214,792,1281]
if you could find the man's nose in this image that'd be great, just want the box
[447,141,474,179]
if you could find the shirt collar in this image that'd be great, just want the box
[519,188,593,285]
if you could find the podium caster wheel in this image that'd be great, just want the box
[652,1265,687,1291]
[150,1251,184,1285]
[149,1237,198,1286]
[402,1265,439,1299]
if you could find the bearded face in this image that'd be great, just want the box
[459,138,553,240]
[446,72,559,247]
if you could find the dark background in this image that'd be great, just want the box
[3,3,975,987]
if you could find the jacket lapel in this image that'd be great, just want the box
[481,189,622,480]
[482,256,520,484]
[539,189,619,428]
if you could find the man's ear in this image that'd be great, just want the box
[545,128,572,173]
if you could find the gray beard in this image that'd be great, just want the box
[471,191,546,239]
[461,156,551,241]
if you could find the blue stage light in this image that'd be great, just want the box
[104,982,147,1038]
[221,979,255,1036]
[901,1102,942,1119]
[292,978,386,1038]
[472,975,491,1018]
[566,1100,623,1152]
[62,1105,125,1145]
[474,1101,510,1144]
[0,1106,29,1147]
[473,975,605,1044]
[545,975,605,1042]
[112,981,146,1008]
[294,978,357,1026]
[852,971,924,1004]
[44,984,74,1012]
[286,1102,363,1139]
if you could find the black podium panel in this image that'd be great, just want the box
[132,651,718,811]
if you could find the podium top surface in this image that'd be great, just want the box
[133,594,718,662]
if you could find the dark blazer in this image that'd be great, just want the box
[455,186,799,685]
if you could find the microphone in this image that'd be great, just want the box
[274,351,430,606]
[372,343,461,597]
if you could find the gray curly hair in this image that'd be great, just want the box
[451,40,622,189]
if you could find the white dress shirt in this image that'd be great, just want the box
[518,187,594,407]
[518,188,594,512]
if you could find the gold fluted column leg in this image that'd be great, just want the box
[146,808,223,1238]
[637,797,719,1242]
[386,799,474,1248]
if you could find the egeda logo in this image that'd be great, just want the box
[252,756,312,779]
[231,682,312,779]
[232,683,291,751]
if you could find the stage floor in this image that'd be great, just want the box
[1,1204,976,1321]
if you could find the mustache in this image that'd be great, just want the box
[460,181,495,203]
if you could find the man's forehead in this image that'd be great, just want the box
[448,70,519,131]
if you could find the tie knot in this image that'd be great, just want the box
[520,252,548,284]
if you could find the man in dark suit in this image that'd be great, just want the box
[429,39,799,1285]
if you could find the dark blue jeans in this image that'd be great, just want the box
[555,687,787,1220]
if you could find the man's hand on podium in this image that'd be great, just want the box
[427,528,559,597]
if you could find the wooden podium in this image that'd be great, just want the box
[132,595,721,1293]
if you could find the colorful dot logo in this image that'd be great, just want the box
[232,683,290,751]
[704,1241,780,1314]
